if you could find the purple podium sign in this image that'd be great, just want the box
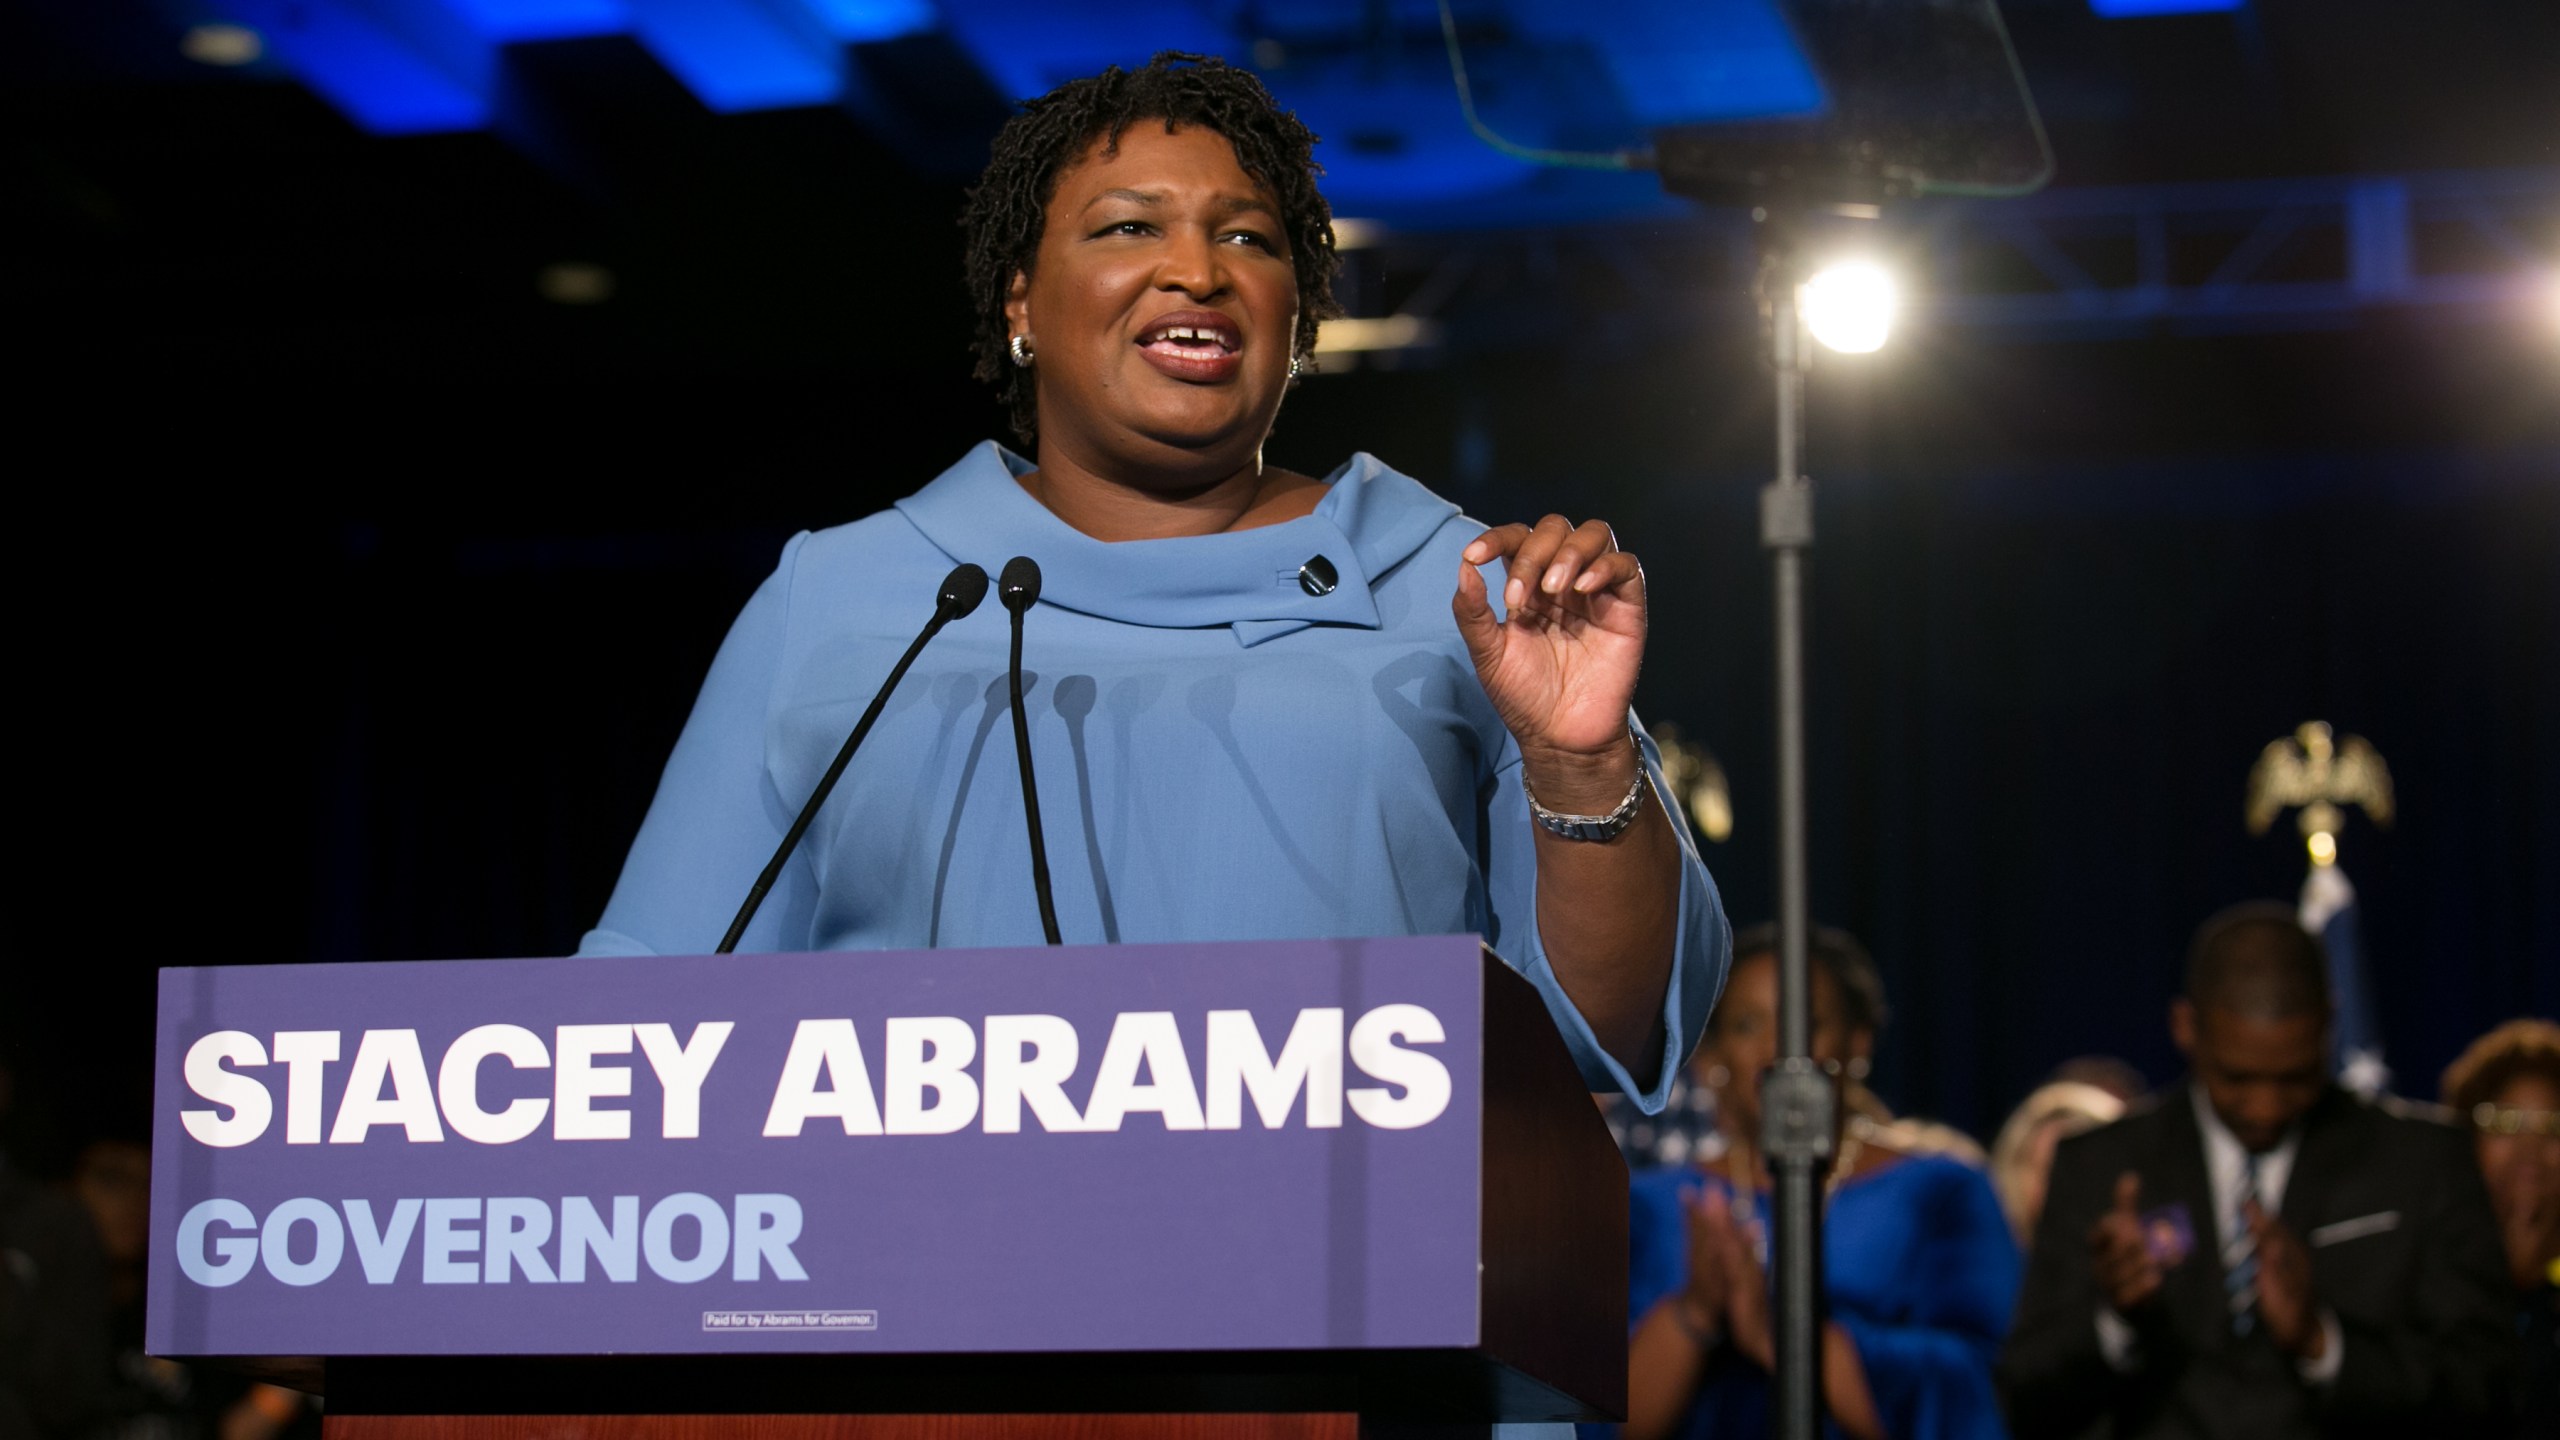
[148,935,1579,1367]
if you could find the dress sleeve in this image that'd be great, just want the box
[1835,1162,2023,1440]
[1480,712,1730,1113]
[578,532,815,958]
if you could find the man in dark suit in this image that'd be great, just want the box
[1999,903,2512,1439]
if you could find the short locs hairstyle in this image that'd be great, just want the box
[960,52,1344,444]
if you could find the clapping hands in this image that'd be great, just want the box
[2088,1172,2166,1314]
[2243,1199,2325,1359]
[1683,1184,1776,1370]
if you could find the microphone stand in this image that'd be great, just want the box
[716,564,988,954]
[999,557,1064,946]
[1756,210,1837,1440]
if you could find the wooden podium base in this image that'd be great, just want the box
[326,1418,1362,1440]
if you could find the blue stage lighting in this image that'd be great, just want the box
[792,0,937,44]
[215,0,487,133]
[625,0,843,112]
[1512,0,1823,127]
[438,0,626,40]
[195,0,1838,227]
[2087,0,2245,16]
[339,0,620,94]
[937,0,1230,106]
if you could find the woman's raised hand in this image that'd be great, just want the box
[1453,516,1647,784]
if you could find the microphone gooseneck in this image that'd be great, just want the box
[716,562,989,954]
[999,556,1064,947]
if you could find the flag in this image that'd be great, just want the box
[2300,865,2389,1098]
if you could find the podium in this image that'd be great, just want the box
[148,936,1627,1437]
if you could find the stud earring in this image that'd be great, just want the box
[1287,354,1303,382]
[1702,1064,1731,1090]
[1008,334,1035,368]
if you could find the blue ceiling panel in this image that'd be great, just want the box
[343,0,496,93]
[1510,0,1824,127]
[1267,54,1564,209]
[790,0,937,44]
[2087,0,2244,15]
[935,0,1232,106]
[437,0,627,39]
[215,0,488,133]
[177,1,1844,224]
[623,0,842,111]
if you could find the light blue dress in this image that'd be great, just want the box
[580,441,1730,1110]
[582,443,1729,1434]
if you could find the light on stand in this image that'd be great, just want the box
[1800,260,1898,354]
[181,24,264,67]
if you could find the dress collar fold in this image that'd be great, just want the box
[894,442,1459,647]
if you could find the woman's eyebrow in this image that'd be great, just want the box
[1081,187,1163,213]
[1077,188,1277,220]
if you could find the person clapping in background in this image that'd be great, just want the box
[2001,904,2513,1440]
[1611,926,2017,1440]
[2441,1018,2560,1438]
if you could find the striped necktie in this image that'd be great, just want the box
[2224,1151,2263,1335]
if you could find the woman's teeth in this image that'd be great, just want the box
[1142,326,1235,353]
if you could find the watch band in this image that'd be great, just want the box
[1523,743,1650,842]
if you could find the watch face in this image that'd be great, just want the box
[1527,761,1647,840]
[1540,812,1628,843]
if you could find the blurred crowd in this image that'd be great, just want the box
[1595,909,2558,1440]
[0,1053,317,1440]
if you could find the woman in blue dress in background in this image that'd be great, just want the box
[1612,929,2019,1440]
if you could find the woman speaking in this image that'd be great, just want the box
[580,53,1728,1107]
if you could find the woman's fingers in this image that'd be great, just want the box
[1537,519,1620,598]
[1570,549,1645,598]
[1460,523,1532,566]
[1464,516,1634,615]
[1450,559,1505,674]
[1498,515,1576,611]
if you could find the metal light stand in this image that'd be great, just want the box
[1755,209,1838,1440]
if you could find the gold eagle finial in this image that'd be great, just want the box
[2246,721,2394,867]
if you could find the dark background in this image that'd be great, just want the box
[5,0,2555,1167]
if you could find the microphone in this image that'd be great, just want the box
[999,556,1063,946]
[716,563,989,954]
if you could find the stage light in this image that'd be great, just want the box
[1800,260,1897,354]
[537,263,615,305]
[2088,0,2243,15]
[1312,315,1437,355]
[182,24,264,67]
[1330,218,1383,252]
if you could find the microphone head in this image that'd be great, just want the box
[998,555,1043,613]
[938,563,989,619]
